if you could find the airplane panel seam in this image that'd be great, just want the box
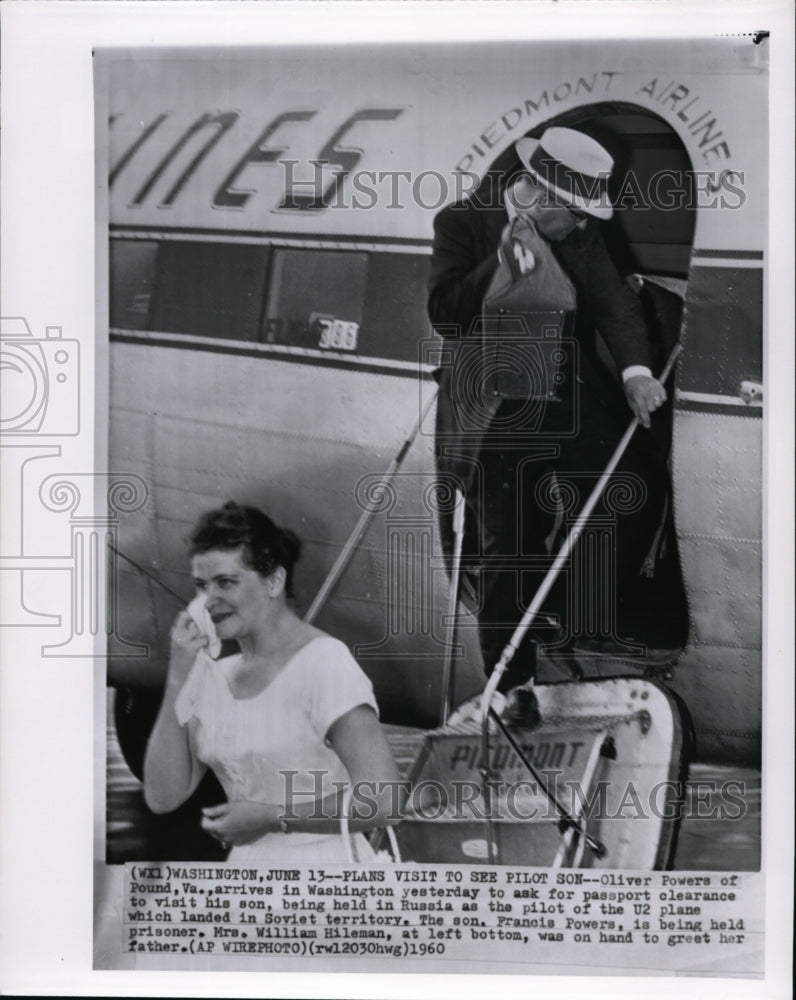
[691,728,759,739]
[684,639,761,649]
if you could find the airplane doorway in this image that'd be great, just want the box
[481,104,695,656]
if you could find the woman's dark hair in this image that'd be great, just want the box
[189,501,302,597]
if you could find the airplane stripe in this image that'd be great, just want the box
[110,225,433,254]
[692,248,764,260]
[676,389,762,408]
[109,328,437,379]
[690,257,764,269]
[675,398,762,417]
[110,330,765,404]
[111,230,763,261]
[691,248,764,270]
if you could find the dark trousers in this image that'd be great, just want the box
[473,383,668,689]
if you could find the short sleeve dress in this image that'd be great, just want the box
[174,635,380,863]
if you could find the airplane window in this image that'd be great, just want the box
[110,240,159,331]
[264,248,432,362]
[112,239,434,366]
[149,241,270,341]
[264,249,368,351]
[362,253,433,363]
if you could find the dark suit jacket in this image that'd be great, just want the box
[427,193,654,489]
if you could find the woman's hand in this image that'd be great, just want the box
[168,609,208,683]
[143,610,210,814]
[200,801,274,848]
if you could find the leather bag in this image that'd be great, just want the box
[481,214,577,400]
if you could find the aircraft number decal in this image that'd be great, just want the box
[313,314,360,352]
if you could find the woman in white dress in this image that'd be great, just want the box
[144,501,403,863]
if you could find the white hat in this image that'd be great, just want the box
[515,127,614,220]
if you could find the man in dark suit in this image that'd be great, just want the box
[428,127,669,692]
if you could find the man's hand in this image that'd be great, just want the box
[624,375,667,429]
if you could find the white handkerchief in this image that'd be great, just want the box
[186,594,221,660]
